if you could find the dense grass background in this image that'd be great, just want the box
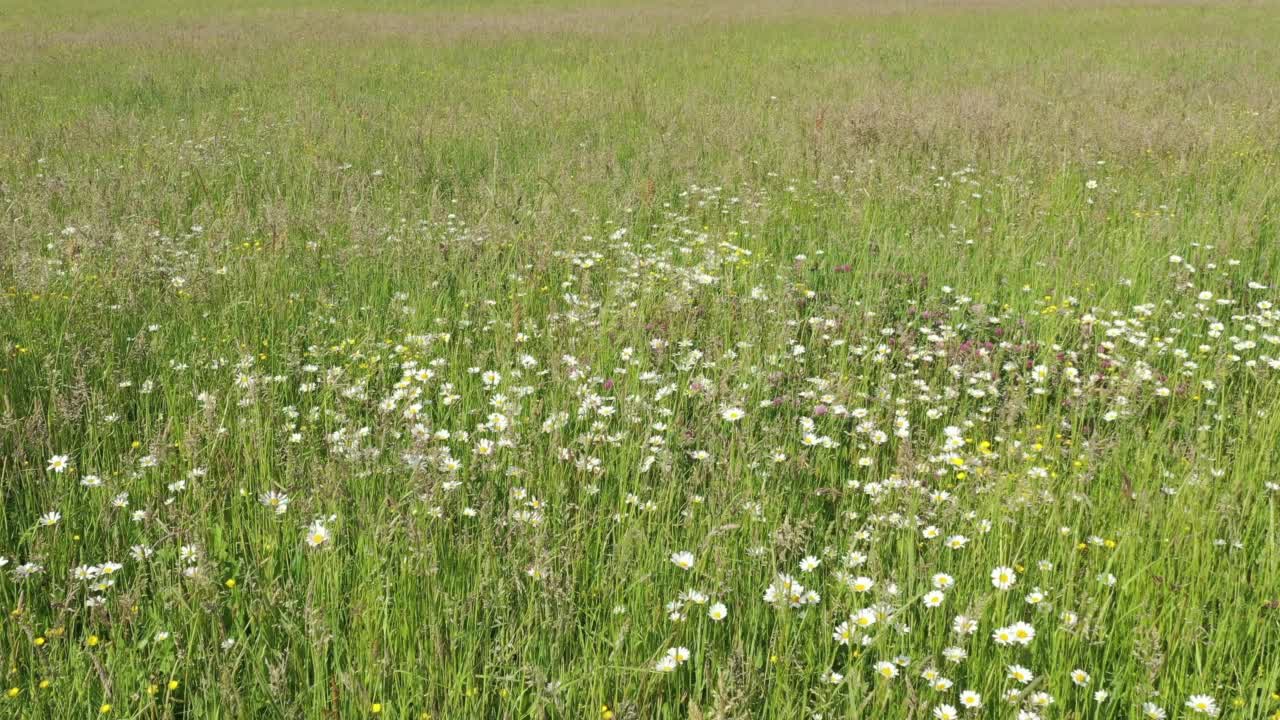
[2,1,1279,718]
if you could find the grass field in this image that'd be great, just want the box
[2,0,1280,718]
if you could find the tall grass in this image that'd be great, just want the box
[1,1,1279,718]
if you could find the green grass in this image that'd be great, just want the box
[2,1,1279,718]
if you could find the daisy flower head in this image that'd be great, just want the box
[1007,665,1034,684]
[670,551,695,571]
[259,490,290,515]
[832,620,854,645]
[852,607,877,628]
[933,704,958,720]
[1009,621,1036,645]
[47,454,71,473]
[305,520,331,548]
[992,625,1015,646]
[952,615,978,636]
[991,565,1017,590]
[1028,691,1054,708]
[1185,695,1218,717]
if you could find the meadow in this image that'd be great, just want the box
[2,0,1280,717]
